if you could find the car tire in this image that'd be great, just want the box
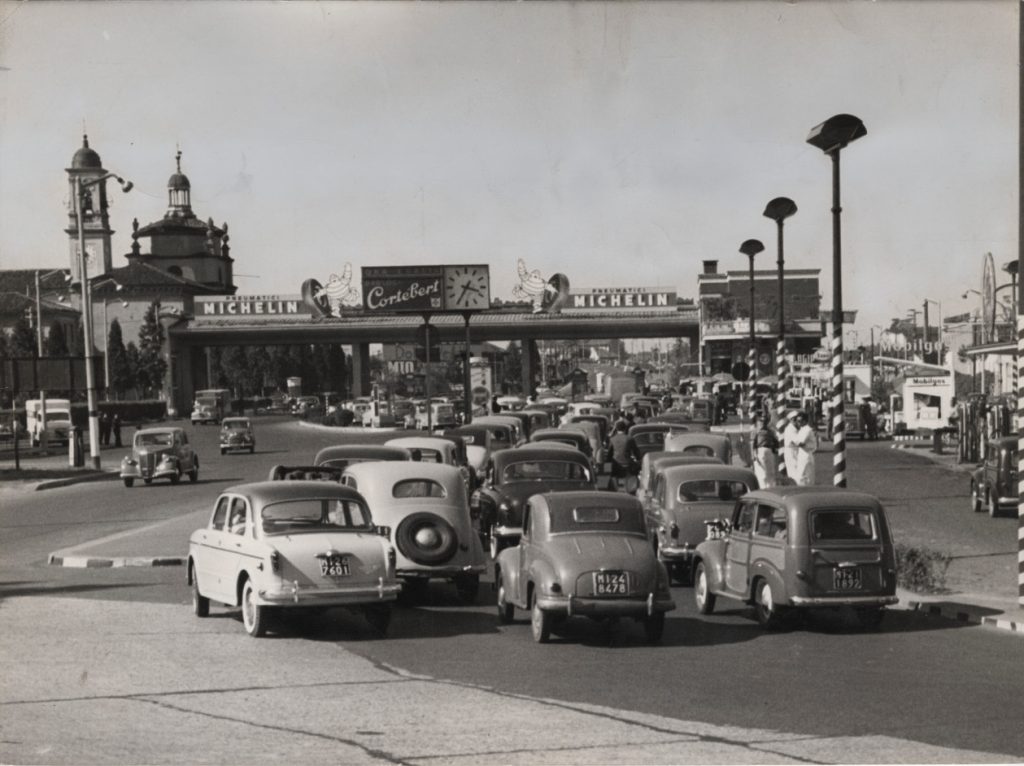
[123,478,134,488]
[854,607,885,631]
[250,446,255,454]
[143,478,152,485]
[754,579,784,629]
[191,566,209,618]
[395,513,458,566]
[644,612,666,644]
[971,482,983,513]
[241,579,269,638]
[530,593,551,643]
[496,571,515,625]
[189,459,199,483]
[170,466,181,484]
[694,562,716,615]
[220,448,226,456]
[364,604,392,637]
[454,573,480,605]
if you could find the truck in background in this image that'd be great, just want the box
[25,398,73,447]
[191,388,230,425]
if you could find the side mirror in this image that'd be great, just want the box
[375,525,391,539]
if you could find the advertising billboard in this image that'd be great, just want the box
[362,265,491,313]
[567,286,676,310]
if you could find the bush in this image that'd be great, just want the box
[895,543,952,593]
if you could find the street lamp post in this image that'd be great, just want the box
[763,197,797,474]
[75,172,132,469]
[807,113,866,488]
[739,239,765,421]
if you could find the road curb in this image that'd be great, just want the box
[47,553,185,568]
[903,598,1024,636]
[34,471,121,491]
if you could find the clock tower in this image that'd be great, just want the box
[64,134,115,284]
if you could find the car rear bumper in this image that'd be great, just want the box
[658,546,695,563]
[259,579,401,605]
[789,594,898,607]
[397,563,487,579]
[538,592,676,617]
[120,464,178,480]
[494,525,523,539]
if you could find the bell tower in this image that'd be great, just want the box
[64,134,115,283]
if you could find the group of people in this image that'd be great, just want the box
[750,410,817,488]
[97,412,123,447]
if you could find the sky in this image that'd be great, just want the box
[0,0,1017,341]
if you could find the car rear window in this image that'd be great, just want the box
[549,506,646,535]
[810,509,876,541]
[681,445,714,456]
[633,432,665,447]
[678,480,748,502]
[502,460,591,482]
[137,433,172,447]
[392,479,447,498]
[261,499,371,535]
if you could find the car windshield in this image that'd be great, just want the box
[261,498,372,534]
[678,480,748,502]
[392,479,447,498]
[222,420,249,429]
[549,505,646,535]
[502,460,591,483]
[136,433,173,447]
[810,509,876,541]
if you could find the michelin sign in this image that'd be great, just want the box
[568,287,676,310]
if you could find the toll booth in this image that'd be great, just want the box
[902,374,954,432]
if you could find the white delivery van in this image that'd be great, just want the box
[25,398,73,447]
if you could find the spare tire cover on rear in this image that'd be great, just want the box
[395,512,459,566]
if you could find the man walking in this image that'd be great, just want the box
[793,411,818,486]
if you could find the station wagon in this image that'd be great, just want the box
[970,436,1017,517]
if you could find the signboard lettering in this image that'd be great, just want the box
[196,295,303,318]
[568,286,675,310]
[362,266,444,313]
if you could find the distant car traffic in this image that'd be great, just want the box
[120,427,199,487]
[971,436,1017,517]
[313,444,413,470]
[692,486,898,629]
[219,417,255,455]
[495,491,675,643]
[663,431,733,464]
[187,480,400,637]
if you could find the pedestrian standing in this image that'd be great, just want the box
[793,411,818,486]
[112,413,122,447]
[99,411,111,446]
[750,415,779,487]
[782,411,800,480]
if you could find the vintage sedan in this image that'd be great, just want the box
[187,481,400,638]
[561,420,605,467]
[635,451,725,505]
[445,424,495,477]
[120,427,199,487]
[692,486,898,629]
[386,436,474,493]
[219,417,255,455]
[627,423,685,458]
[472,445,597,558]
[644,464,757,583]
[495,491,675,643]
[473,415,526,447]
[341,462,487,603]
[970,436,1017,517]
[313,444,413,470]
[649,412,711,432]
[663,431,733,464]
[529,428,593,461]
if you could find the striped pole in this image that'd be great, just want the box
[775,339,789,479]
[1017,314,1023,607]
[832,325,846,487]
[748,344,758,421]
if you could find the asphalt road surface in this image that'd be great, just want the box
[2,416,1022,764]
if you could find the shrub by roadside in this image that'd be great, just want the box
[895,543,952,593]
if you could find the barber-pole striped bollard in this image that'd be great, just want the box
[832,330,846,488]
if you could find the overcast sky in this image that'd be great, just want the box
[0,0,1017,339]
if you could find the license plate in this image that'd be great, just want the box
[833,567,862,591]
[320,556,350,577]
[594,571,628,595]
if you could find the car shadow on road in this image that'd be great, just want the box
[266,604,502,642]
[0,580,143,602]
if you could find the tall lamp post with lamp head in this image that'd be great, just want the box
[807,113,866,488]
[75,172,132,469]
[739,238,764,421]
[763,196,797,476]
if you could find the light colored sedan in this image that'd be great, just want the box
[120,427,199,487]
[187,481,400,637]
[341,462,487,604]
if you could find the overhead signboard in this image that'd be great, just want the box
[195,295,305,318]
[567,286,676,310]
[362,265,492,313]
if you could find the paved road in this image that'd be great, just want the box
[2,418,1023,764]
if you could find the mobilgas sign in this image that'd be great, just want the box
[196,295,304,318]
[363,266,443,313]
[568,287,676,310]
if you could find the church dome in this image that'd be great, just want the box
[71,134,102,169]
[168,172,191,191]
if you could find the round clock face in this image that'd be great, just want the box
[444,266,490,310]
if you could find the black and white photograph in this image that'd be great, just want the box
[1,1,1022,763]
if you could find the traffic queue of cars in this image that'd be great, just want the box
[134,404,900,642]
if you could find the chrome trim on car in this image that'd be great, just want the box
[789,595,898,606]
[537,594,675,615]
[494,525,522,538]
[259,582,402,604]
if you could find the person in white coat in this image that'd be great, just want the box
[782,412,800,481]
[750,415,779,487]
[793,411,818,486]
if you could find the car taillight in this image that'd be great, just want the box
[387,546,396,572]
[269,550,280,573]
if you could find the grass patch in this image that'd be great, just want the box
[895,543,952,593]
